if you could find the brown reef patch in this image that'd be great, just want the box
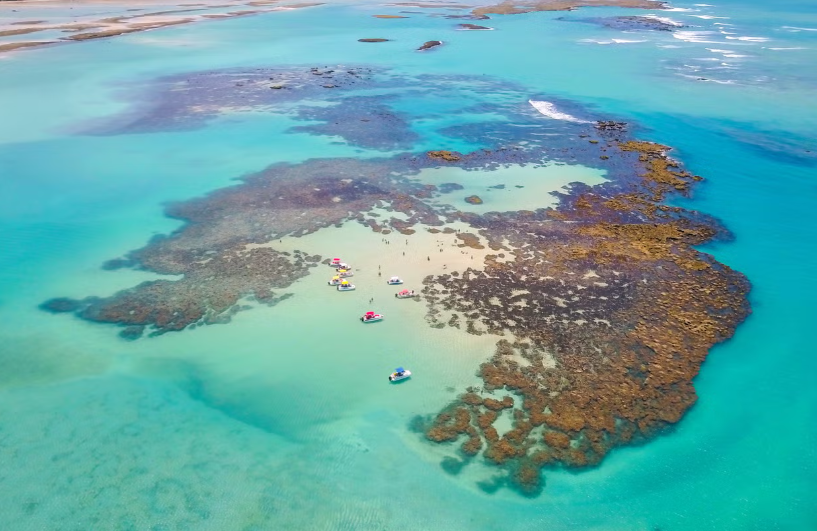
[464,195,484,205]
[427,150,462,162]
[422,140,750,495]
[472,0,665,17]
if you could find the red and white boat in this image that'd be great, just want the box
[395,289,417,299]
[361,311,383,323]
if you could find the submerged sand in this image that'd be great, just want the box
[0,0,323,54]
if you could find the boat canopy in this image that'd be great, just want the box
[341,280,349,284]
[399,289,409,295]
[365,311,375,316]
[395,367,405,373]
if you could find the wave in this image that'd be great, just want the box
[528,101,591,123]
[690,15,730,19]
[767,46,808,50]
[673,31,721,43]
[781,26,817,32]
[643,14,685,26]
[725,36,770,42]
[579,38,646,45]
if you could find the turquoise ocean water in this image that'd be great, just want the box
[0,0,815,529]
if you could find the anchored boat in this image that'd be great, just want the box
[330,258,343,266]
[337,280,356,291]
[337,268,354,278]
[386,276,403,285]
[395,289,417,299]
[328,275,342,286]
[389,367,411,382]
[361,311,383,323]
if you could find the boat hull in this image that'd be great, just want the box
[389,370,412,382]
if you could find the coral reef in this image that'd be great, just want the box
[561,15,684,32]
[422,140,750,495]
[45,66,749,497]
[472,0,666,17]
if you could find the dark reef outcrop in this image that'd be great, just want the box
[417,40,443,51]
[561,15,684,32]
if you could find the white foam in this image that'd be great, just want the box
[725,36,770,42]
[690,15,730,19]
[643,14,684,26]
[694,3,714,6]
[781,26,817,32]
[767,46,808,50]
[665,7,697,11]
[528,100,590,123]
[673,30,721,43]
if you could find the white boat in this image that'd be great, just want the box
[337,282,356,291]
[330,258,343,266]
[395,289,417,299]
[328,276,342,286]
[335,262,351,270]
[386,276,403,285]
[337,269,354,278]
[361,311,383,323]
[389,367,411,382]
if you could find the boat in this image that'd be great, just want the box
[328,275,342,286]
[386,276,403,285]
[334,262,351,270]
[361,311,383,323]
[330,258,343,266]
[337,280,356,291]
[395,289,416,299]
[389,367,412,382]
[337,268,354,278]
